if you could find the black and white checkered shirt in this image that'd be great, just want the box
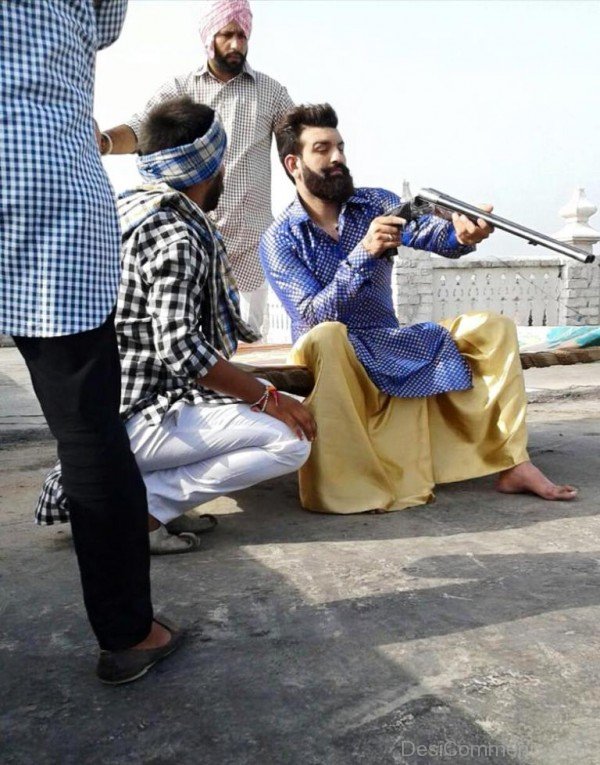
[116,184,259,425]
[127,62,293,291]
[35,182,259,525]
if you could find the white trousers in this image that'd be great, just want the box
[239,281,268,337]
[126,402,311,524]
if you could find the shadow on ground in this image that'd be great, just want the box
[1,419,599,763]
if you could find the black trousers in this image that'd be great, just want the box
[14,315,153,651]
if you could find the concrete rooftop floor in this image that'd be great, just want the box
[1,349,600,764]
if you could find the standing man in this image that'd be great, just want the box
[0,0,182,685]
[99,0,293,335]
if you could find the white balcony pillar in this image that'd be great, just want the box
[554,188,600,325]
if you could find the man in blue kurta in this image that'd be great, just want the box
[259,103,577,513]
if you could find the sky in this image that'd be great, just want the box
[95,0,600,259]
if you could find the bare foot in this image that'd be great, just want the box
[496,461,577,501]
[132,621,172,651]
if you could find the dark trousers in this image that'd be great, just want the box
[13,315,153,651]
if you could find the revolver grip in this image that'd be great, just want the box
[381,201,414,260]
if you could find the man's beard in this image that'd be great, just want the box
[204,172,224,212]
[213,50,246,76]
[301,163,354,203]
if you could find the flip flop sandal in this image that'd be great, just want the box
[165,513,218,536]
[149,525,200,555]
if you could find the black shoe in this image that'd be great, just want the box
[96,616,185,685]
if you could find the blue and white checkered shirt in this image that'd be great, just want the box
[0,0,128,337]
[260,188,475,398]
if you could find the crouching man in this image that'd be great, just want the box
[259,103,576,513]
[37,97,315,551]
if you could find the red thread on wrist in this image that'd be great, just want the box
[250,384,279,412]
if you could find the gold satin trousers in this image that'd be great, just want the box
[289,312,529,513]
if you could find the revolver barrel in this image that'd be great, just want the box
[415,188,595,264]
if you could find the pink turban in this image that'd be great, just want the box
[199,0,253,59]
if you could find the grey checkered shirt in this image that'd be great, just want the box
[127,61,293,291]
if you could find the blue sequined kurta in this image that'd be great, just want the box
[259,187,475,398]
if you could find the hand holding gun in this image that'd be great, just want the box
[383,187,595,264]
[361,208,410,259]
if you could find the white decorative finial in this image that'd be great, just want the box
[553,188,600,254]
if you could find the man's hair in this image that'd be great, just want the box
[275,103,338,180]
[138,96,216,155]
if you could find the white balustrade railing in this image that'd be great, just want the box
[265,256,566,343]
[430,256,562,326]
[265,289,292,343]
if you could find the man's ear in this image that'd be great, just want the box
[284,154,299,178]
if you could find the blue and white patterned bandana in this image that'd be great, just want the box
[136,115,227,190]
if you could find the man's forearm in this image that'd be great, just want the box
[200,357,317,441]
[199,357,266,404]
[100,123,138,155]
